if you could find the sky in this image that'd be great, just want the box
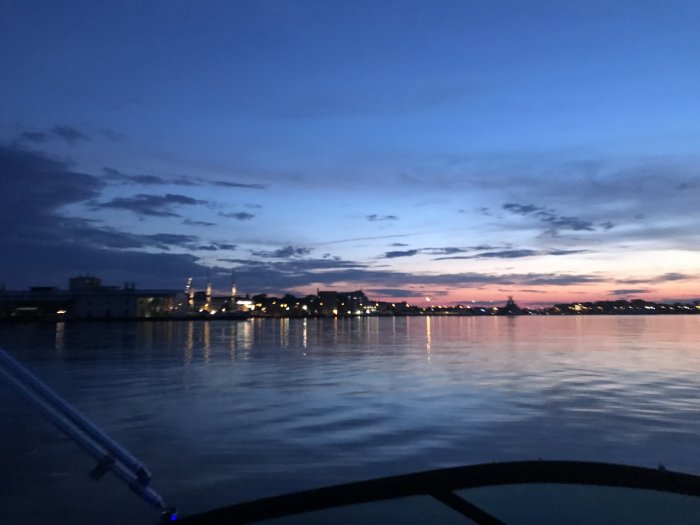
[1,0,699,306]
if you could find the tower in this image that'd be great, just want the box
[184,277,194,307]
[205,269,212,307]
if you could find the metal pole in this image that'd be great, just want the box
[0,349,151,483]
[0,349,174,519]
[0,363,114,470]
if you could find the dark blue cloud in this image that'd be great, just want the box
[502,202,596,235]
[475,249,539,259]
[367,214,398,222]
[434,248,589,261]
[610,289,653,295]
[17,125,90,145]
[144,233,199,250]
[216,261,603,295]
[542,215,594,232]
[51,125,90,143]
[524,274,601,286]
[183,219,216,226]
[0,145,210,287]
[469,244,503,250]
[547,249,589,256]
[103,167,266,189]
[502,203,545,215]
[367,288,423,298]
[93,193,206,217]
[250,246,312,258]
[3,238,204,289]
[617,272,692,285]
[422,247,466,255]
[220,212,255,221]
[323,234,414,245]
[0,146,104,215]
[655,272,691,282]
[382,246,470,259]
[383,249,420,258]
[212,180,266,189]
[103,168,172,185]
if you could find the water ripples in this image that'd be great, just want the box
[2,316,700,523]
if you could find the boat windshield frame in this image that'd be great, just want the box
[178,460,700,524]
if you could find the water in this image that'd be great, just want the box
[1,316,700,524]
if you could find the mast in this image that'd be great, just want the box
[205,269,212,309]
[184,277,194,307]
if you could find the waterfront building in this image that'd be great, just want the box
[337,290,369,316]
[0,276,179,321]
[318,290,339,316]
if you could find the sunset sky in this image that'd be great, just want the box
[1,1,699,305]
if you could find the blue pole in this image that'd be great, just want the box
[0,349,151,482]
[0,349,174,518]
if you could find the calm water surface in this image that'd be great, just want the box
[1,316,700,524]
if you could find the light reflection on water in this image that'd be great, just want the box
[1,316,700,524]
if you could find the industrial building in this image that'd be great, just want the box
[0,276,181,321]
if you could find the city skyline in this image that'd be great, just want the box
[2,1,699,306]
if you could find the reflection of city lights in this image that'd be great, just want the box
[426,316,431,359]
[302,318,307,349]
[203,321,211,361]
[55,322,65,351]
